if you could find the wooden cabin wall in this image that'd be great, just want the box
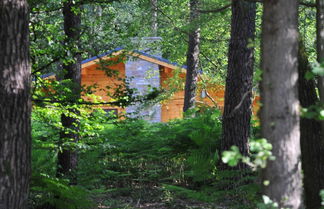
[79,59,260,122]
[196,85,225,109]
[81,59,125,115]
[160,67,185,122]
[160,66,260,122]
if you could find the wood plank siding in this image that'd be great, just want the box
[42,51,259,122]
[81,57,126,115]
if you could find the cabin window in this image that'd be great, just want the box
[103,108,118,117]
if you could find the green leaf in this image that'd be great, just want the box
[312,63,324,76]
[305,71,314,80]
[221,146,242,167]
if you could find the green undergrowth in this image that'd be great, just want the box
[30,106,260,209]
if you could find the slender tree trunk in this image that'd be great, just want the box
[151,0,158,36]
[261,0,302,208]
[315,0,324,204]
[317,0,324,116]
[57,0,81,183]
[221,0,256,162]
[298,40,323,209]
[183,0,200,113]
[0,1,31,209]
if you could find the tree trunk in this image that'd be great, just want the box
[183,0,200,113]
[317,0,324,124]
[0,1,31,209]
[151,0,158,36]
[57,0,81,183]
[298,40,323,209]
[221,0,256,163]
[261,0,302,208]
[315,1,324,205]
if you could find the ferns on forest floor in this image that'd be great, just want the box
[30,107,260,209]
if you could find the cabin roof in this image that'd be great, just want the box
[39,48,187,79]
[40,72,55,79]
[81,47,187,70]
[81,47,124,65]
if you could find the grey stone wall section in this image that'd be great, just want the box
[125,57,161,122]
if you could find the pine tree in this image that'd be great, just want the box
[0,0,31,208]
[261,0,303,207]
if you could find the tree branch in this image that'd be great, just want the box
[198,4,231,14]
[33,99,127,106]
[32,57,61,75]
[31,7,63,14]
[78,0,120,5]
[226,90,251,118]
[243,0,315,7]
[198,74,219,107]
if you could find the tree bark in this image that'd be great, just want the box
[57,0,81,183]
[183,0,200,113]
[298,40,323,209]
[0,1,31,209]
[151,0,158,36]
[314,1,324,205]
[221,0,256,163]
[317,0,324,106]
[261,0,303,208]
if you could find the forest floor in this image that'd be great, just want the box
[93,187,226,209]
[97,199,222,209]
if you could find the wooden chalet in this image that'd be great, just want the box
[42,43,260,122]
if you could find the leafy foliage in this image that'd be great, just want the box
[96,107,222,187]
[222,138,274,170]
[27,0,312,208]
[31,101,264,208]
[30,174,93,209]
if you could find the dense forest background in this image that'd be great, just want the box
[1,0,324,209]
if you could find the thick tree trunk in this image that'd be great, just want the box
[298,41,323,209]
[221,0,256,162]
[183,0,200,112]
[261,0,302,208]
[0,1,31,209]
[57,0,81,182]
